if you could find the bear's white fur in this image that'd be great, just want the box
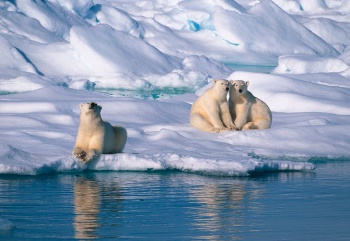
[229,80,272,130]
[73,102,127,163]
[190,79,237,133]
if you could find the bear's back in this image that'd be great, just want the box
[248,95,272,122]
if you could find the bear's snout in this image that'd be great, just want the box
[89,102,97,109]
[239,89,243,93]
[226,87,229,91]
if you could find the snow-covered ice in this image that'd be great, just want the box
[1,0,350,176]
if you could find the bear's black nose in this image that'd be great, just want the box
[239,89,242,93]
[89,102,97,109]
[226,87,229,91]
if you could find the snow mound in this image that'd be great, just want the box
[213,1,338,58]
[272,54,349,74]
[69,24,179,76]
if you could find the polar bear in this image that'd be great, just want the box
[73,102,127,163]
[190,79,237,133]
[229,80,272,130]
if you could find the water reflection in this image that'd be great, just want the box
[189,180,264,240]
[70,171,318,240]
[252,170,317,183]
[73,174,124,239]
[0,170,325,240]
[73,177,100,239]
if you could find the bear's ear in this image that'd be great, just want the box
[213,79,217,84]
[230,80,235,85]
[80,103,84,109]
[245,81,250,86]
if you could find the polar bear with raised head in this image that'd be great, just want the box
[73,102,127,163]
[229,80,272,130]
[190,79,237,133]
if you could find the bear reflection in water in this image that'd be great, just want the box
[73,175,123,239]
[74,177,100,239]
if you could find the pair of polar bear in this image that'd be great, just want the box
[190,79,272,133]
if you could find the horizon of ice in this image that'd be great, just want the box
[0,144,315,176]
[0,0,350,176]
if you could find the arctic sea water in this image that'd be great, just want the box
[1,160,350,240]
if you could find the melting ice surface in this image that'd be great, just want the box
[1,0,350,177]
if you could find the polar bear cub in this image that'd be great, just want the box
[229,80,272,130]
[190,79,237,133]
[73,102,127,163]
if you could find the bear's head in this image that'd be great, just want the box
[80,102,102,117]
[229,80,249,95]
[213,79,230,93]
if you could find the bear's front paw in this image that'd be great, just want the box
[227,125,239,131]
[73,148,86,160]
[210,127,222,133]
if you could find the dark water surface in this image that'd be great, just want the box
[0,161,349,240]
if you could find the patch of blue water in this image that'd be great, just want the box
[97,64,276,99]
[97,86,196,100]
[0,91,17,95]
[224,63,276,73]
[1,161,349,240]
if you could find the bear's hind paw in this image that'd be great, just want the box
[242,122,255,130]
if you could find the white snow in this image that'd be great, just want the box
[1,0,350,176]
[272,54,349,74]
